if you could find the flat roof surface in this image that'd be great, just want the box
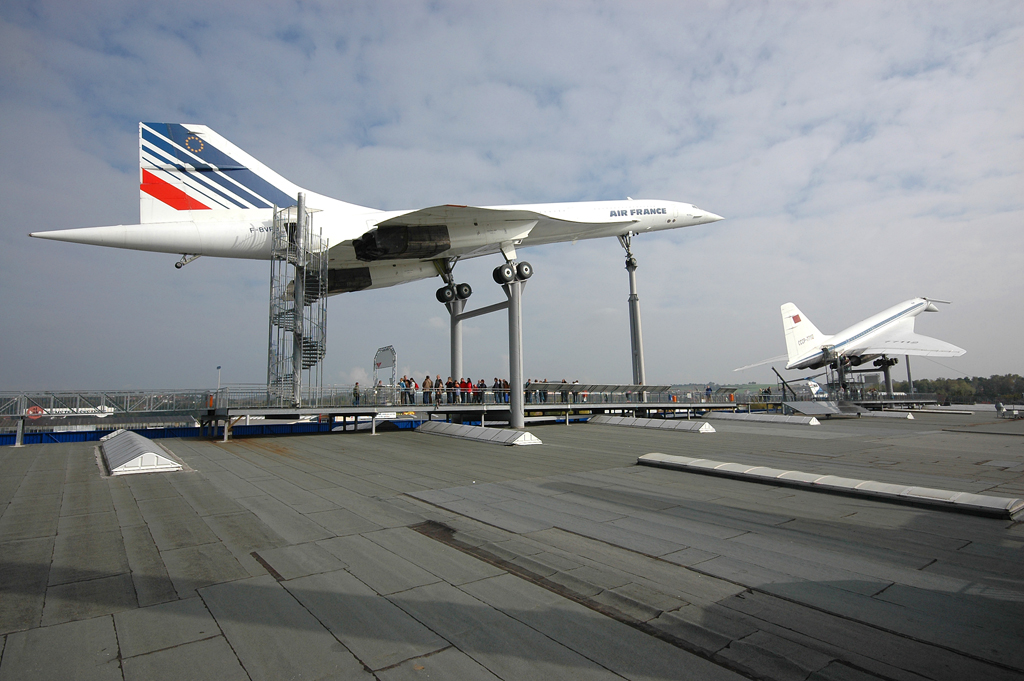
[1,411,1023,680]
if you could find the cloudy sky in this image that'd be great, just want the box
[1,1,1021,391]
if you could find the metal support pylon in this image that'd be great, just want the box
[448,298,465,382]
[505,279,524,429]
[618,234,646,385]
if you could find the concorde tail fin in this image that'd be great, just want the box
[139,122,306,223]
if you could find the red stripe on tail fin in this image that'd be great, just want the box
[141,169,210,211]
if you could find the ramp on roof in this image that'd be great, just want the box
[785,400,843,416]
[101,430,182,475]
[416,421,541,445]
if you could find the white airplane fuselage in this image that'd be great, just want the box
[39,198,716,262]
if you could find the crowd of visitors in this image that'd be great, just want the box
[354,377,676,406]
[361,376,593,405]
[384,375,514,405]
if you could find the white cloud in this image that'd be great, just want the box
[0,0,1021,391]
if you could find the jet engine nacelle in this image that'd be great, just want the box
[327,261,440,293]
[353,224,451,261]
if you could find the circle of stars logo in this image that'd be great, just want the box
[184,134,205,154]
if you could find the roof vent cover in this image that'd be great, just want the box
[101,430,182,475]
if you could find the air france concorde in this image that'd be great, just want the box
[31,123,723,299]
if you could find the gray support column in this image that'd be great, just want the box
[507,281,524,429]
[15,416,24,447]
[449,297,466,381]
[626,258,646,385]
[884,364,894,399]
[906,355,914,394]
[292,192,306,407]
[619,235,646,385]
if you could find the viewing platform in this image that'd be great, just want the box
[0,386,952,445]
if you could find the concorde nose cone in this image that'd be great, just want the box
[691,209,723,224]
[29,226,128,247]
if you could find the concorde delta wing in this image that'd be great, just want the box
[349,207,537,263]
[377,204,546,227]
[857,324,967,358]
[349,204,635,263]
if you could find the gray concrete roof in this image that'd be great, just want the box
[1,410,1023,680]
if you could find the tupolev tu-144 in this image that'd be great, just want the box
[736,297,966,375]
[31,123,723,301]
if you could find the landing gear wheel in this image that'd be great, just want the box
[493,264,516,284]
[516,261,533,280]
[455,283,473,300]
[436,285,456,304]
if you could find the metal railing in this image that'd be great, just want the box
[365,385,686,407]
[2,384,711,417]
[0,390,211,417]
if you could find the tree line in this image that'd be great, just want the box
[892,374,1024,403]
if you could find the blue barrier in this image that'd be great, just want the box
[0,421,341,446]
[0,427,202,446]
[231,422,333,436]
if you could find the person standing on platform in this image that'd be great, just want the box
[422,375,433,406]
[352,382,360,406]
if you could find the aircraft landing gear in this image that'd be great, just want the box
[435,281,473,303]
[435,258,474,304]
[174,254,201,269]
[436,285,455,303]
[492,261,532,284]
[874,355,899,399]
